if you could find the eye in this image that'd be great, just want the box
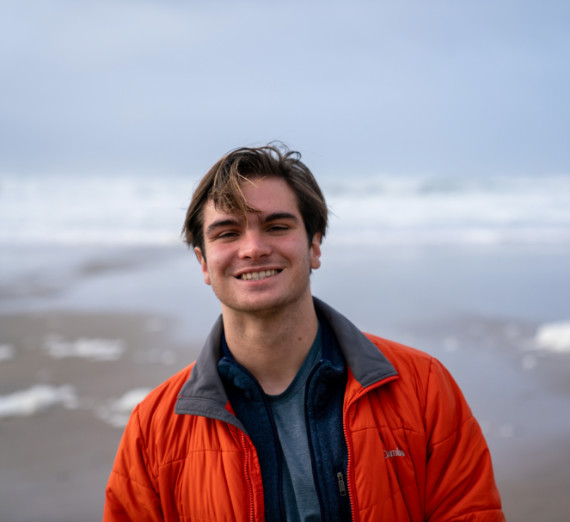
[217,231,238,239]
[211,229,240,241]
[267,223,290,233]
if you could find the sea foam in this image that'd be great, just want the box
[96,388,151,428]
[43,336,126,361]
[0,385,77,418]
[535,321,570,353]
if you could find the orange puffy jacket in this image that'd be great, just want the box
[104,299,504,521]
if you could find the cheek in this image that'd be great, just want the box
[203,249,231,281]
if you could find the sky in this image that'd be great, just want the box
[1,0,569,179]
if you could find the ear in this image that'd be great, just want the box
[194,247,211,285]
[309,233,322,270]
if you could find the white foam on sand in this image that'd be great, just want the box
[43,336,126,361]
[535,321,570,353]
[96,388,150,428]
[0,385,78,418]
[0,344,15,362]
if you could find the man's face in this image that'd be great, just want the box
[195,177,321,317]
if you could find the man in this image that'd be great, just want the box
[104,144,504,521]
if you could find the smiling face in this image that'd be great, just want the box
[195,177,322,318]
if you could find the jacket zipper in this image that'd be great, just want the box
[342,374,399,521]
[240,431,257,522]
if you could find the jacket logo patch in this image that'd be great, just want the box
[384,448,406,459]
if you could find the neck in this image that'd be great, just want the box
[221,296,319,395]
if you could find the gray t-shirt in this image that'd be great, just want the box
[267,327,322,522]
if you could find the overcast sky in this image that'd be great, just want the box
[1,0,569,179]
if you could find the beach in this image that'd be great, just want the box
[1,243,569,521]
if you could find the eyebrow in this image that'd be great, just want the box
[263,212,300,224]
[205,212,300,237]
[205,218,242,237]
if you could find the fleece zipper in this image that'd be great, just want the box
[304,360,326,516]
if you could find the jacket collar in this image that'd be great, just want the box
[174,297,398,421]
[312,297,397,389]
[174,316,246,430]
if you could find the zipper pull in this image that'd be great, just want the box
[337,471,347,497]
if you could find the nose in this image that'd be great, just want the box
[238,229,271,260]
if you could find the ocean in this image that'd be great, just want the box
[2,172,570,246]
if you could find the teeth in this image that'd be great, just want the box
[240,270,278,281]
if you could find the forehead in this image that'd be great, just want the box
[203,177,301,223]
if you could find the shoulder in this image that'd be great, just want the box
[134,362,196,428]
[364,332,434,377]
[362,333,468,415]
[116,362,198,471]
[364,332,473,425]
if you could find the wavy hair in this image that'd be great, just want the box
[182,143,328,255]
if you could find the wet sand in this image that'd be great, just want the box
[0,311,197,522]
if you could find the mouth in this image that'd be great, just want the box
[238,269,281,281]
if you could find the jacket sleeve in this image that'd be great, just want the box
[423,357,505,521]
[103,406,163,521]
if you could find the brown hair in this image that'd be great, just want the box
[182,143,328,253]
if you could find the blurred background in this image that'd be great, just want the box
[1,1,569,520]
